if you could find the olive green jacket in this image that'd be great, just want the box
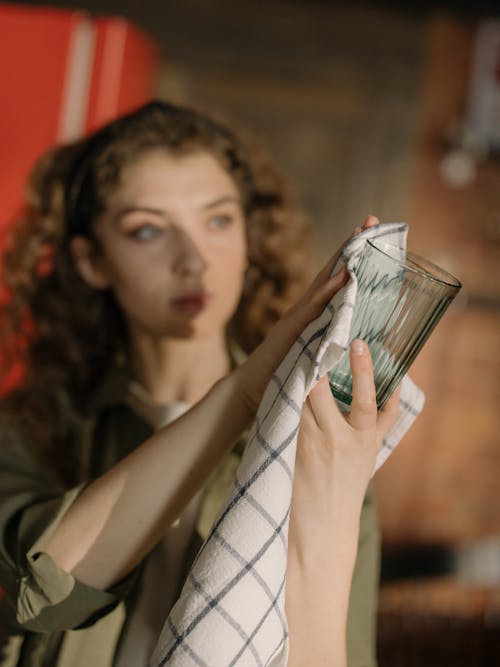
[0,366,379,666]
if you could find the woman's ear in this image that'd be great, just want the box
[70,236,111,289]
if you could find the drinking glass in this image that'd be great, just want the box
[328,239,462,409]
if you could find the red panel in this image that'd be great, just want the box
[0,5,160,396]
[0,3,83,232]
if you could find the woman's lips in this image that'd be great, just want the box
[170,292,212,316]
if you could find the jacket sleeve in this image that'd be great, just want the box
[346,484,381,667]
[0,419,138,633]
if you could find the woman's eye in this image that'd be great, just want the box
[130,224,162,241]
[208,214,233,229]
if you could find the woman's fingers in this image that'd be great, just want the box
[275,265,347,350]
[347,340,377,432]
[305,246,346,299]
[351,215,380,238]
[362,215,379,230]
[305,375,344,432]
[311,215,380,289]
[309,266,348,308]
[305,215,381,304]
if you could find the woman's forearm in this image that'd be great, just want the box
[285,501,362,667]
[43,369,253,590]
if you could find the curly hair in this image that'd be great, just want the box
[1,100,312,440]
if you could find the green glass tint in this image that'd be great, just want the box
[328,239,462,409]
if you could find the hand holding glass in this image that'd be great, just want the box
[328,239,462,409]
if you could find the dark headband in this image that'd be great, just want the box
[65,125,115,238]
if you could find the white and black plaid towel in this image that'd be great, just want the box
[151,222,425,667]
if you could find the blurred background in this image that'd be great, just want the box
[1,0,500,664]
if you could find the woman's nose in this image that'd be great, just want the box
[171,227,207,276]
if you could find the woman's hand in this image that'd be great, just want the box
[236,215,380,416]
[286,339,399,667]
[290,340,400,556]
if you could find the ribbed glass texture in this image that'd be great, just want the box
[328,239,462,409]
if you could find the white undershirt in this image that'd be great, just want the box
[115,390,199,667]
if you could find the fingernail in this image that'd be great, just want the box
[351,339,365,355]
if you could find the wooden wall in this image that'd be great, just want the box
[373,15,500,547]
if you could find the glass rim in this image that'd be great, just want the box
[366,239,462,290]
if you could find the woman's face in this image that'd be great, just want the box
[84,149,248,340]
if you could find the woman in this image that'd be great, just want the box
[0,100,388,666]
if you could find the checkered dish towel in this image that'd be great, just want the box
[151,222,425,667]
